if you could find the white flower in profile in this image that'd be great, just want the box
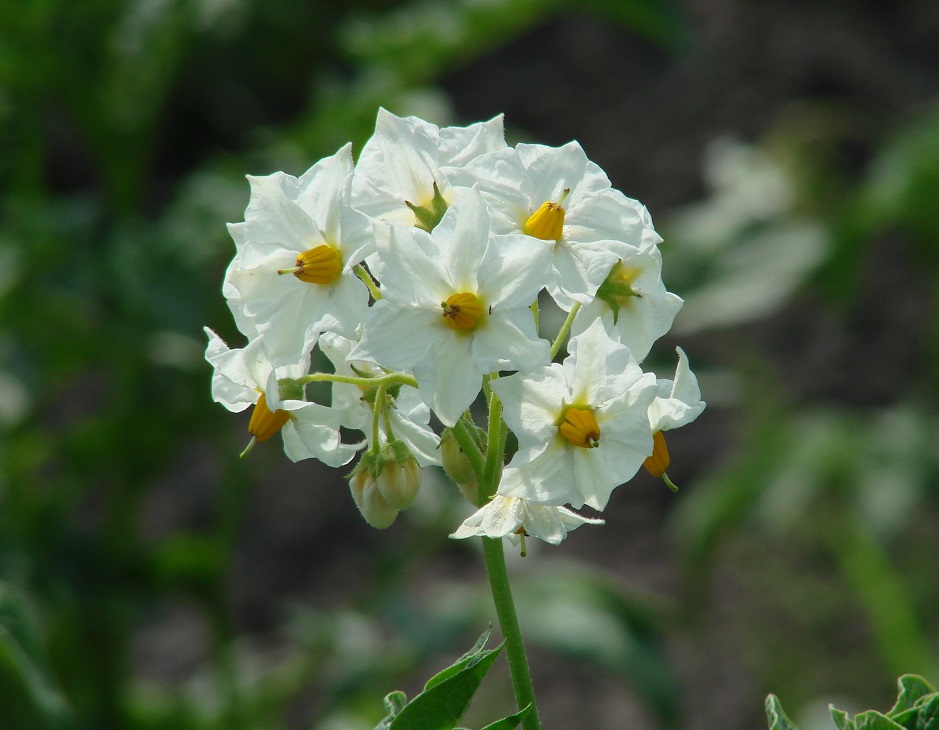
[224,144,373,366]
[492,318,658,511]
[444,141,662,310]
[643,347,706,480]
[204,328,357,467]
[352,108,506,230]
[450,495,603,550]
[572,242,684,363]
[319,331,440,467]
[350,187,552,427]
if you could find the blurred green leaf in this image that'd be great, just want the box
[766,694,800,730]
[0,582,74,730]
[515,567,679,727]
[853,711,905,730]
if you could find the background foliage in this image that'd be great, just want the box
[1,1,938,728]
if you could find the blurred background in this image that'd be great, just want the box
[2,0,938,728]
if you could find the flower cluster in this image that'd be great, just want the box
[206,108,704,548]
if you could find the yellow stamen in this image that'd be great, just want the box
[441,292,484,331]
[558,406,601,448]
[277,244,342,284]
[247,393,290,443]
[643,430,670,477]
[523,188,570,241]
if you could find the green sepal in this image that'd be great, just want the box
[381,438,414,467]
[406,181,449,232]
[594,267,641,326]
[766,694,800,730]
[277,377,304,401]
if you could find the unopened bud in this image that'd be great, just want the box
[376,452,421,510]
[440,429,476,485]
[349,467,399,529]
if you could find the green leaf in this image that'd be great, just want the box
[386,635,504,730]
[831,706,857,730]
[766,694,799,730]
[424,626,492,690]
[478,705,531,730]
[854,710,905,730]
[888,675,935,727]
[375,691,409,729]
[914,694,939,730]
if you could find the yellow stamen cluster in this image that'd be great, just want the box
[441,292,484,331]
[523,188,570,241]
[643,430,670,477]
[558,406,601,448]
[248,393,290,443]
[278,244,342,285]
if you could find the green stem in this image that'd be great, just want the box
[297,371,417,389]
[483,537,542,730]
[550,302,581,359]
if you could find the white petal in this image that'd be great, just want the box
[477,233,553,309]
[352,300,441,370]
[491,366,568,447]
[498,441,576,506]
[282,401,357,467]
[414,335,483,427]
[471,308,549,374]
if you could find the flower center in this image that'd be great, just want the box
[558,406,601,448]
[278,244,342,284]
[248,392,290,443]
[523,187,570,241]
[441,292,484,331]
[643,430,670,477]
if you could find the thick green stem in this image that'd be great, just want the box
[483,537,541,730]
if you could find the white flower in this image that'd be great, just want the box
[319,331,440,466]
[444,141,662,310]
[492,319,658,511]
[450,495,603,547]
[224,144,373,365]
[648,346,706,433]
[204,328,357,467]
[643,347,706,480]
[351,108,506,229]
[573,242,684,363]
[350,187,552,427]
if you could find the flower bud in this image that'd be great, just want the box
[440,428,476,485]
[349,467,399,529]
[376,450,421,510]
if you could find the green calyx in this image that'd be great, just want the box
[405,181,449,232]
[277,377,305,401]
[595,262,642,325]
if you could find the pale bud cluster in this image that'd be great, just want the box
[205,108,705,545]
